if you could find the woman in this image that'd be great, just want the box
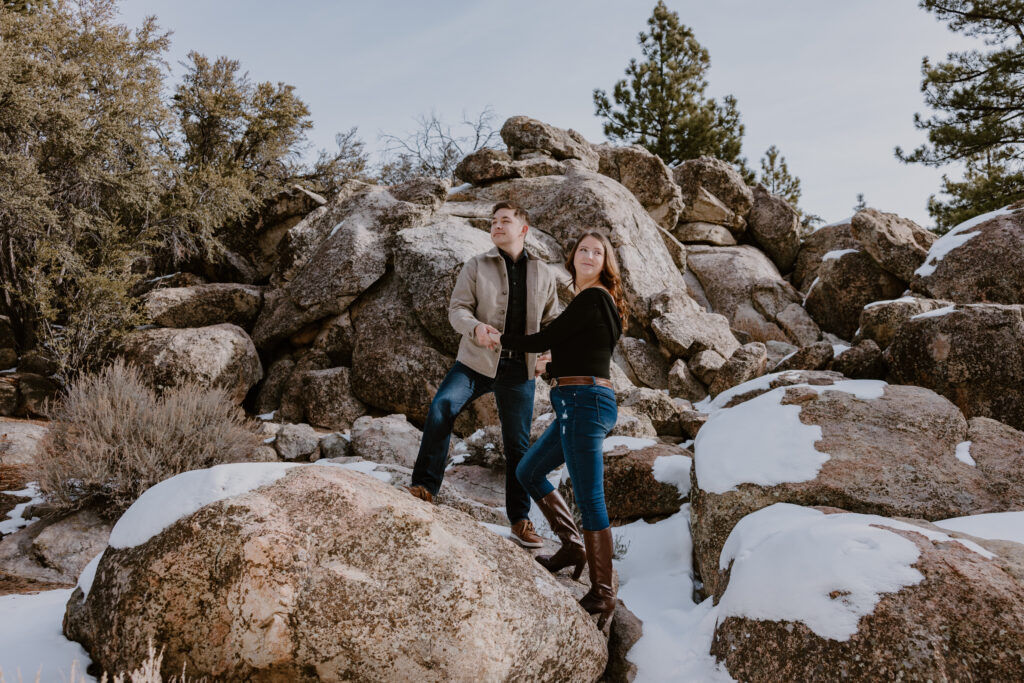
[489,230,625,629]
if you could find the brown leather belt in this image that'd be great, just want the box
[554,376,613,389]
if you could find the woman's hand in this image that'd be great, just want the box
[486,328,503,348]
[535,352,551,377]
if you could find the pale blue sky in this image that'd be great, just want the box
[117,0,977,227]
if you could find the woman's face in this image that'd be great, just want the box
[573,235,606,284]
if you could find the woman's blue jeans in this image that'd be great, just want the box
[516,383,617,531]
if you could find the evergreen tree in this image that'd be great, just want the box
[0,0,366,381]
[854,193,868,212]
[896,0,1024,230]
[758,145,802,206]
[593,1,748,171]
[758,145,822,230]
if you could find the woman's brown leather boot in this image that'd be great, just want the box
[533,490,586,580]
[579,527,616,629]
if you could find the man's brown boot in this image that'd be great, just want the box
[511,519,544,548]
[579,527,616,630]
[534,491,586,580]
[405,485,433,503]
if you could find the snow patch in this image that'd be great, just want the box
[612,508,734,681]
[910,304,955,320]
[76,552,103,600]
[0,589,96,681]
[448,182,473,196]
[717,503,991,642]
[695,380,886,493]
[863,296,919,309]
[935,511,1024,546]
[108,463,300,549]
[652,454,692,498]
[257,411,276,420]
[915,205,1016,277]
[821,248,858,261]
[0,483,44,535]
[954,441,976,466]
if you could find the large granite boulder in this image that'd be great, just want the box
[120,324,262,404]
[445,166,686,329]
[0,508,112,585]
[64,464,607,681]
[143,283,264,330]
[804,250,905,340]
[792,219,860,292]
[617,337,671,390]
[564,439,690,521]
[911,203,1024,303]
[673,157,753,234]
[708,343,768,396]
[747,185,801,273]
[690,379,1024,596]
[685,245,811,344]
[297,367,366,432]
[500,115,599,169]
[595,144,684,230]
[709,504,1024,682]
[886,303,1024,430]
[350,414,426,470]
[348,273,453,425]
[0,418,48,466]
[394,219,497,354]
[253,184,440,348]
[652,307,740,361]
[856,296,952,348]
[850,208,936,282]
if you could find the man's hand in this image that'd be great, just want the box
[535,352,551,377]
[474,323,500,350]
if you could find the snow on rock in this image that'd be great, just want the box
[910,304,956,320]
[0,482,43,535]
[652,453,693,499]
[108,463,300,549]
[821,248,858,261]
[76,552,103,600]
[694,380,886,494]
[954,441,976,467]
[935,510,1024,546]
[914,205,1016,278]
[716,503,993,642]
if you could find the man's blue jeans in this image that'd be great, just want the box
[411,359,535,524]
[516,384,617,531]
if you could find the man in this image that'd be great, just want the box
[407,200,561,548]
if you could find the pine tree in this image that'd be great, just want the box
[593,1,748,171]
[758,145,801,205]
[896,0,1024,230]
[854,193,868,212]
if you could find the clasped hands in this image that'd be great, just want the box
[473,323,550,377]
[474,323,502,350]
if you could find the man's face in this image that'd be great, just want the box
[490,208,528,252]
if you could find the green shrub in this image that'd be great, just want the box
[35,360,262,517]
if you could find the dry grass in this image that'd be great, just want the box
[34,359,262,518]
[0,641,204,682]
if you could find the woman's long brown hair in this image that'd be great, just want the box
[565,230,628,325]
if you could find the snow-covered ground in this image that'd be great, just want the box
[0,589,95,682]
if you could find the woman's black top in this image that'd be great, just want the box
[500,287,623,379]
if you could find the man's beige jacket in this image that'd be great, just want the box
[448,247,562,379]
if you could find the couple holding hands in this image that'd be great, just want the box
[406,200,625,629]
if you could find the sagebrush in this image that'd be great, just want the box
[35,360,262,517]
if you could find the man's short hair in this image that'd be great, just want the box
[491,201,529,224]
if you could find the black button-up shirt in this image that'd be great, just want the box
[499,247,529,346]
